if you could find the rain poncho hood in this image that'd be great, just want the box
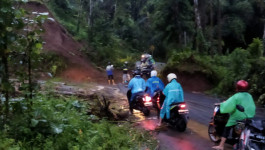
[160,79,184,119]
[220,92,256,127]
[128,76,146,94]
[146,76,164,97]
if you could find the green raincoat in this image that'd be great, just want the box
[220,92,256,127]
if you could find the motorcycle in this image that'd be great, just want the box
[208,104,265,149]
[127,90,150,116]
[162,102,189,132]
[150,91,165,118]
[237,105,265,150]
[208,103,243,148]
[142,90,166,118]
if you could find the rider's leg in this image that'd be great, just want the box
[212,126,234,150]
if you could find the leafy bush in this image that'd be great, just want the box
[1,94,157,149]
[164,38,264,98]
[247,38,264,58]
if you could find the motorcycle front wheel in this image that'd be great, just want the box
[208,124,221,143]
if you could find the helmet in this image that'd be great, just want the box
[151,70,157,77]
[124,61,128,64]
[141,54,151,62]
[236,80,249,92]
[167,73,177,82]
[134,69,141,76]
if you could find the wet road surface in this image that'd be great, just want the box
[117,83,264,150]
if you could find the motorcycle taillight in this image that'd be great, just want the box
[180,104,186,109]
[144,96,152,102]
[157,97,160,103]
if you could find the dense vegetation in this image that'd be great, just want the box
[0,0,157,149]
[1,0,265,148]
[0,94,157,149]
[45,0,265,102]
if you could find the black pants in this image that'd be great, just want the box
[222,125,235,138]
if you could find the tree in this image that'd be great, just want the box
[150,0,194,52]
[0,0,24,123]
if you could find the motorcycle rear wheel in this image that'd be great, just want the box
[176,117,187,132]
[208,124,221,143]
[142,107,150,116]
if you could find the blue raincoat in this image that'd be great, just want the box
[146,76,165,98]
[160,79,184,119]
[128,75,146,102]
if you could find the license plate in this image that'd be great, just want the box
[178,109,189,114]
[144,102,153,107]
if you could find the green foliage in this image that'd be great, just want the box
[149,0,194,53]
[247,38,264,58]
[0,135,19,150]
[1,94,157,149]
[41,53,67,76]
[164,38,264,97]
[0,0,26,121]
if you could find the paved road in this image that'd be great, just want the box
[117,83,265,150]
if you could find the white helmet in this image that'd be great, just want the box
[151,70,157,77]
[167,73,177,82]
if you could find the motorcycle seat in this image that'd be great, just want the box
[170,102,186,107]
[136,95,143,101]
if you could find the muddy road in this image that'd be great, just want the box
[117,83,264,150]
[47,79,264,150]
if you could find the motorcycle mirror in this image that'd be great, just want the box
[236,105,245,112]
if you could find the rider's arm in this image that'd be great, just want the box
[145,80,151,93]
[179,85,184,101]
[128,79,134,90]
[220,94,237,114]
[162,86,169,105]
[159,79,165,90]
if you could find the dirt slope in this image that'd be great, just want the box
[23,2,106,84]
[23,2,211,91]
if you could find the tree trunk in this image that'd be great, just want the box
[263,23,265,55]
[209,0,214,56]
[184,31,187,46]
[194,0,203,52]
[88,0,93,26]
[28,47,32,101]
[2,41,10,123]
[217,0,222,54]
[194,0,202,29]
[76,0,82,33]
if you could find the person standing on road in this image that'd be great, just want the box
[106,62,116,85]
[157,73,184,126]
[146,70,164,98]
[212,80,256,150]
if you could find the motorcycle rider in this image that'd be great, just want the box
[146,70,165,98]
[212,80,256,150]
[122,61,130,84]
[140,54,155,70]
[127,69,146,113]
[157,73,184,126]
